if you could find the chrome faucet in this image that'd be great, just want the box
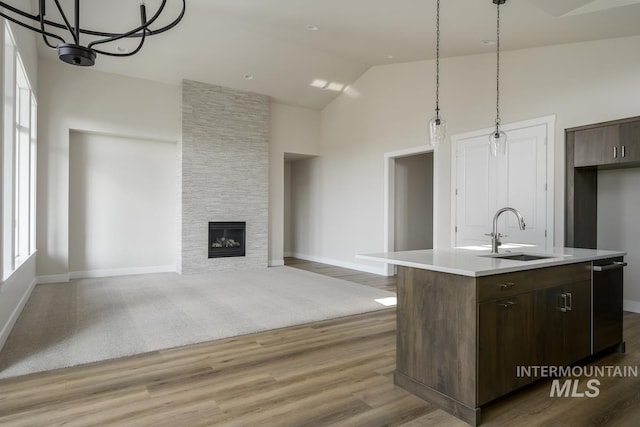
[487,207,526,253]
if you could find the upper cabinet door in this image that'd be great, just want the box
[573,125,619,168]
[619,121,640,164]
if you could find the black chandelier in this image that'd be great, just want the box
[0,0,186,66]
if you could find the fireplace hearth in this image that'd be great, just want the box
[208,222,246,258]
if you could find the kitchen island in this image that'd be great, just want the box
[359,247,626,426]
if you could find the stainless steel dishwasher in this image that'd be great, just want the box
[592,257,627,354]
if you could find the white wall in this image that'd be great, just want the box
[68,132,178,276]
[269,103,321,266]
[394,153,433,251]
[315,35,640,271]
[38,59,319,278]
[37,60,181,280]
[598,168,640,309]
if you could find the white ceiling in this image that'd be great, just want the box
[25,0,640,109]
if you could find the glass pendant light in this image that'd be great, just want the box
[429,0,446,146]
[489,0,507,156]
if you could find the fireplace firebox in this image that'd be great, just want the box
[208,222,246,258]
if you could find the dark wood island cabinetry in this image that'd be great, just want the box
[360,247,626,426]
[394,262,593,425]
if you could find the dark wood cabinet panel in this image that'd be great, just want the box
[395,267,477,407]
[619,121,640,164]
[532,280,591,368]
[478,294,534,405]
[532,285,565,366]
[562,280,592,364]
[574,125,619,167]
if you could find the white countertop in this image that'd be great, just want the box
[358,247,626,277]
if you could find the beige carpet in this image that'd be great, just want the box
[0,266,395,379]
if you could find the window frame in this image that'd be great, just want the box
[1,22,37,281]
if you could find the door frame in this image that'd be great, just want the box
[383,145,438,276]
[450,115,556,249]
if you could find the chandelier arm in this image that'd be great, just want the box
[92,29,147,57]
[87,0,167,49]
[74,0,80,44]
[0,0,184,39]
[39,3,59,49]
[142,0,186,36]
[82,0,185,38]
[53,0,78,44]
[0,10,65,44]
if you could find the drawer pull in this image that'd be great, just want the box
[622,145,626,158]
[614,146,618,158]
[498,282,516,289]
[566,292,572,311]
[560,293,567,312]
[498,301,517,308]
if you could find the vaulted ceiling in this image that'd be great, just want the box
[25,0,640,109]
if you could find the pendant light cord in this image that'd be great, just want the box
[495,1,501,132]
[435,0,441,120]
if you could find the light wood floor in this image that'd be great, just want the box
[0,260,638,426]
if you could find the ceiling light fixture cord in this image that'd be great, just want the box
[495,0,501,134]
[428,0,447,146]
[435,0,441,120]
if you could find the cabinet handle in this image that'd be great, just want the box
[622,145,626,158]
[593,261,628,271]
[560,293,567,312]
[498,301,517,308]
[566,292,572,312]
[614,146,618,158]
[498,282,516,290]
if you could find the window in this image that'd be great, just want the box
[2,23,37,280]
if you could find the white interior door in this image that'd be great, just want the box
[496,125,548,247]
[453,118,552,250]
[454,137,496,247]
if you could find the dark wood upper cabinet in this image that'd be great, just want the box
[574,125,619,167]
[566,115,640,248]
[619,121,640,164]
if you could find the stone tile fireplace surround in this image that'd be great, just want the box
[180,80,269,273]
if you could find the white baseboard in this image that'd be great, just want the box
[624,299,640,314]
[289,252,388,276]
[0,278,36,350]
[36,273,71,284]
[69,265,177,280]
[269,259,285,267]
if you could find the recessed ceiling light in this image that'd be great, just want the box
[243,74,254,80]
[386,55,395,59]
[306,24,320,31]
[481,39,496,45]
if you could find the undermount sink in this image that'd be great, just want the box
[480,253,558,261]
